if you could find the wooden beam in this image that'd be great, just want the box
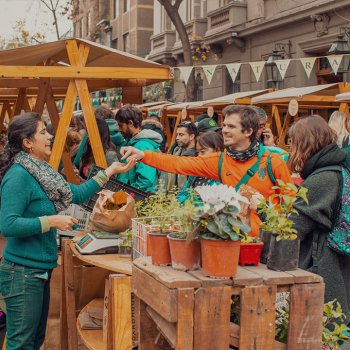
[0,66,171,80]
[33,79,50,114]
[277,112,291,149]
[271,105,282,136]
[11,88,27,119]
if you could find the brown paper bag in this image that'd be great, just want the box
[90,189,136,233]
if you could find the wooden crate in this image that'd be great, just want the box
[132,257,325,350]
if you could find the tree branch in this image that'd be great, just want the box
[174,0,182,11]
[40,0,52,11]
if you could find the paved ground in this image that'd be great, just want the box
[342,341,350,350]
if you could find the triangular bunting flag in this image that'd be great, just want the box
[327,55,344,75]
[178,67,193,85]
[226,63,241,83]
[274,59,291,80]
[300,57,317,78]
[249,61,265,82]
[202,65,217,85]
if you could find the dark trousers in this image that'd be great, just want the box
[0,259,51,350]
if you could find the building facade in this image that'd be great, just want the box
[148,0,350,102]
[72,0,153,57]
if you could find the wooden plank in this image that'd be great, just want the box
[278,112,291,148]
[176,288,194,350]
[188,269,233,287]
[62,239,78,350]
[169,112,182,150]
[230,322,287,350]
[193,286,231,350]
[123,87,143,104]
[11,87,27,119]
[239,285,277,350]
[0,65,171,80]
[109,275,132,350]
[70,242,132,275]
[133,257,201,289]
[233,266,264,286]
[244,264,295,285]
[138,299,166,350]
[33,78,50,114]
[284,269,323,284]
[287,283,324,350]
[132,265,178,322]
[146,306,176,348]
[46,86,77,183]
[49,80,77,170]
[60,239,68,350]
[272,105,282,136]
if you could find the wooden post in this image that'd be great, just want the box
[169,111,182,150]
[239,285,276,350]
[60,239,69,350]
[271,105,283,138]
[287,283,325,350]
[278,112,291,149]
[177,288,194,350]
[108,275,132,350]
[11,88,27,119]
[62,239,79,350]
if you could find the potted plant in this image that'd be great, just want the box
[119,229,132,258]
[239,234,263,266]
[191,184,251,278]
[167,193,201,271]
[257,180,308,271]
[136,184,182,266]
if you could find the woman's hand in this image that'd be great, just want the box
[120,146,145,161]
[105,157,137,177]
[48,215,78,231]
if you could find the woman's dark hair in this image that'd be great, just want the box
[288,115,337,173]
[222,105,259,142]
[81,118,116,169]
[95,106,115,120]
[196,131,224,152]
[0,113,42,182]
[115,105,143,128]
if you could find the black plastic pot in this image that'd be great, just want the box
[267,235,300,271]
[259,230,272,264]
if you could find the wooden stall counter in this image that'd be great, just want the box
[133,257,325,350]
[61,239,133,350]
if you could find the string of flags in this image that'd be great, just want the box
[174,54,349,86]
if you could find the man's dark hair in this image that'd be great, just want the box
[115,105,143,128]
[222,105,259,141]
[177,121,199,137]
[95,106,115,120]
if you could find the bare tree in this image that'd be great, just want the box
[40,0,72,40]
[157,0,195,101]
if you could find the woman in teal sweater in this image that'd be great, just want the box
[0,113,135,350]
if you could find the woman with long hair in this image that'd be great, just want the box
[0,113,135,349]
[80,118,119,179]
[178,131,224,204]
[288,115,350,321]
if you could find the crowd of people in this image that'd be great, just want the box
[0,102,349,348]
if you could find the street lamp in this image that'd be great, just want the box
[328,28,350,77]
[265,50,283,89]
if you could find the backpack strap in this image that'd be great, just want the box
[218,152,224,183]
[235,146,265,190]
[73,133,88,168]
[266,152,276,185]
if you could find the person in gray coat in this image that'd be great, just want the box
[288,115,350,322]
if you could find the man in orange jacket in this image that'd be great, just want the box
[121,105,292,236]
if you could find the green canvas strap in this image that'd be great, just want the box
[266,152,276,185]
[235,146,265,190]
[73,133,88,168]
[218,152,225,183]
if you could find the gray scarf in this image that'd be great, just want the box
[14,151,72,212]
[226,140,260,161]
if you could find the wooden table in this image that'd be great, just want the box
[60,239,133,350]
[132,257,325,350]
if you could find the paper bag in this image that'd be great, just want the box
[90,189,136,233]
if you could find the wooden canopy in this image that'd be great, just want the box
[0,39,171,183]
[251,83,350,148]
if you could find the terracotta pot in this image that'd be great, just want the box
[267,235,300,271]
[167,233,200,271]
[149,231,172,266]
[239,242,264,266]
[200,237,240,278]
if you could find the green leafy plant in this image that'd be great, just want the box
[239,233,262,244]
[120,229,132,247]
[322,299,350,350]
[275,302,290,343]
[189,184,251,241]
[135,182,183,233]
[257,180,308,241]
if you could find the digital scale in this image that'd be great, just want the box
[75,230,124,254]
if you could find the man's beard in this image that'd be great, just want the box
[121,127,133,140]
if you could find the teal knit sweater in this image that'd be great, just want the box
[0,164,101,269]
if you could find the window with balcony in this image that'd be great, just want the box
[124,0,130,13]
[115,0,119,18]
[317,57,343,84]
[226,69,241,94]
